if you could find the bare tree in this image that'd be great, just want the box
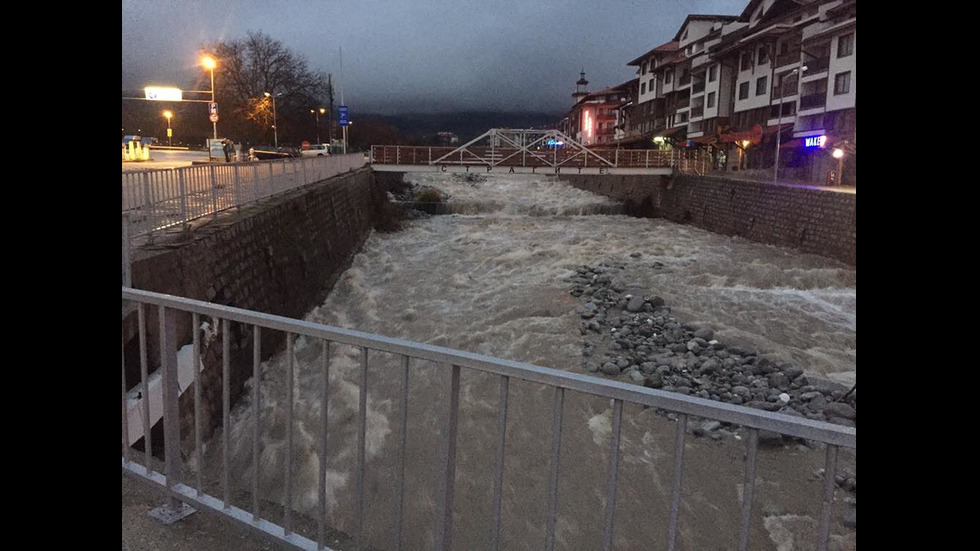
[202,31,331,145]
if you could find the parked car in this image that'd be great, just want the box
[248,145,299,161]
[301,144,330,157]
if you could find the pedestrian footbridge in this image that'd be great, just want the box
[370,128,709,176]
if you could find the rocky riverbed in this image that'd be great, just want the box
[569,261,857,428]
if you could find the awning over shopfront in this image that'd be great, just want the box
[615,132,655,147]
[654,126,687,138]
[718,123,763,145]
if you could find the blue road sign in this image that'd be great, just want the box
[338,106,349,126]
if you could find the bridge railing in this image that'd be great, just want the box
[371,145,712,171]
[122,286,854,551]
[122,153,366,243]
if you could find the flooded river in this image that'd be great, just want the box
[215,173,856,550]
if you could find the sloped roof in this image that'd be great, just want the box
[673,14,739,41]
[627,40,680,66]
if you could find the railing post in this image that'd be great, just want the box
[429,147,432,165]
[209,164,218,217]
[178,170,188,230]
[434,364,460,551]
[122,213,131,287]
[160,306,182,510]
[268,162,274,198]
[233,164,242,211]
[396,146,400,165]
[142,172,154,243]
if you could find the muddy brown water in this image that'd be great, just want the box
[201,173,855,550]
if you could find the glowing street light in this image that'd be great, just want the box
[201,55,218,139]
[265,91,283,147]
[162,110,173,146]
[311,107,326,144]
[832,147,845,186]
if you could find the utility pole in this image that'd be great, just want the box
[340,47,347,155]
[327,73,335,143]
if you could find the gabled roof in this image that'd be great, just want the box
[627,40,679,66]
[673,14,739,41]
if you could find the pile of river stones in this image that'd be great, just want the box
[569,261,857,430]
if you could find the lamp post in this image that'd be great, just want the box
[832,147,845,186]
[311,107,325,144]
[265,92,282,147]
[201,56,218,140]
[163,110,173,147]
[773,67,800,185]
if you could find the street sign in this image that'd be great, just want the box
[144,87,182,101]
[209,113,219,123]
[338,105,349,126]
[167,128,173,137]
[209,102,218,116]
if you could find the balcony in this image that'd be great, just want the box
[691,105,704,118]
[803,56,830,74]
[775,49,801,68]
[679,74,692,86]
[692,81,705,94]
[771,79,799,100]
[675,97,690,109]
[799,93,826,110]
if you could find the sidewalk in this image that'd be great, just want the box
[122,475,282,550]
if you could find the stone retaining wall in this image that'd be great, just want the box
[561,173,855,266]
[122,167,388,452]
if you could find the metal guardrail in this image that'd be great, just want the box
[371,145,713,172]
[121,286,854,551]
[121,154,366,242]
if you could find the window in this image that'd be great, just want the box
[665,70,673,84]
[837,33,853,58]
[756,76,768,96]
[707,92,716,108]
[779,41,789,55]
[642,62,647,75]
[758,46,769,65]
[739,81,749,100]
[834,71,851,95]
[708,65,717,82]
[641,82,646,95]
[740,51,751,71]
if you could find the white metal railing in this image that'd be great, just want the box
[122,286,855,551]
[122,154,366,242]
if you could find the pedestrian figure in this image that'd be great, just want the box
[223,139,231,162]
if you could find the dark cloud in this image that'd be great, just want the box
[122,0,745,114]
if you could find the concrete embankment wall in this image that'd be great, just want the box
[561,173,856,266]
[122,167,389,451]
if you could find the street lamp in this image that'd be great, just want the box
[201,55,218,140]
[162,110,173,146]
[264,92,283,147]
[832,147,845,186]
[773,67,800,184]
[311,107,325,144]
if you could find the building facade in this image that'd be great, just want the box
[620,0,856,183]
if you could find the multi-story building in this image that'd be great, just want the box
[711,0,856,181]
[566,75,633,147]
[622,0,855,182]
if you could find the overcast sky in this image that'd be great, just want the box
[122,0,746,114]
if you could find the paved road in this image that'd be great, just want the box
[122,149,211,172]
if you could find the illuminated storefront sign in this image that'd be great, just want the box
[804,135,827,148]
